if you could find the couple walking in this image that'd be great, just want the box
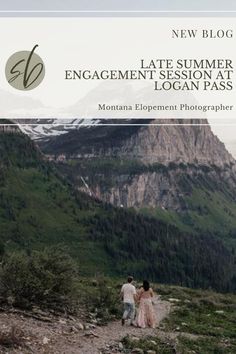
[120,276,156,328]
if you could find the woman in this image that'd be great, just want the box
[136,280,156,328]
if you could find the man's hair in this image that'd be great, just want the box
[127,276,133,283]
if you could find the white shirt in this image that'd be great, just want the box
[121,283,136,303]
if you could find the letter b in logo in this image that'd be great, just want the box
[5,45,45,91]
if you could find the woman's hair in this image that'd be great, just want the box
[143,280,150,291]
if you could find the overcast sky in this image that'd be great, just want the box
[1,0,236,11]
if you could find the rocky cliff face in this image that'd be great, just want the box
[92,166,234,210]
[41,119,235,168]
[39,119,236,238]
[118,120,235,167]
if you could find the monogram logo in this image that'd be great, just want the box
[5,45,45,91]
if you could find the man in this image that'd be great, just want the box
[120,276,136,326]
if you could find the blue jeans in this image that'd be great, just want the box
[122,302,135,320]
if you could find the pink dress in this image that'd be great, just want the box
[136,288,156,328]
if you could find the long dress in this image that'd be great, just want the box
[136,287,156,328]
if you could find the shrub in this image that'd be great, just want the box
[0,246,78,311]
[86,276,122,323]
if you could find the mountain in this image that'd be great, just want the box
[38,119,236,249]
[15,118,102,141]
[0,121,235,291]
[41,119,235,167]
[16,119,82,140]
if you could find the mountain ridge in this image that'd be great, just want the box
[37,119,236,249]
[0,126,235,291]
[40,119,235,167]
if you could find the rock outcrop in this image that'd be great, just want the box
[41,119,235,168]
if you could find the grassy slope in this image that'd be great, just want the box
[161,285,236,353]
[0,133,110,275]
[0,168,111,275]
[0,133,235,291]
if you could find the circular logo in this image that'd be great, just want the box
[5,45,45,91]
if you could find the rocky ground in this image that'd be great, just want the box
[1,288,235,354]
[0,296,171,354]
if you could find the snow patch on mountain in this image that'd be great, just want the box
[16,119,100,140]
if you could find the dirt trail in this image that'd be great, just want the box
[77,296,171,354]
[0,296,171,354]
